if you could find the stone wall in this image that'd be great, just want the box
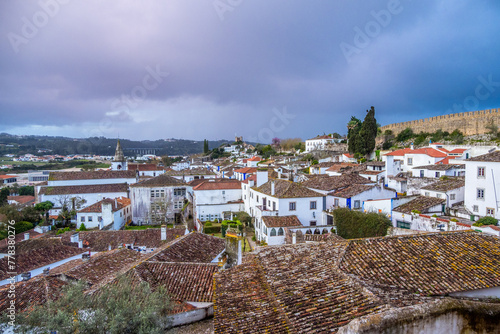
[380,108,500,136]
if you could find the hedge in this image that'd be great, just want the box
[204,226,221,234]
[333,208,391,239]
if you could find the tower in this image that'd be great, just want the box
[111,139,127,171]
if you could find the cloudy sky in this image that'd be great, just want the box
[1,1,500,143]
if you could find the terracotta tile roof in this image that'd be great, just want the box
[131,261,219,302]
[467,150,500,162]
[302,174,374,192]
[39,183,129,195]
[148,232,225,263]
[57,248,144,285]
[7,195,35,204]
[414,164,464,170]
[449,148,467,154]
[128,163,164,171]
[193,179,242,191]
[365,161,386,166]
[384,148,414,156]
[166,168,215,176]
[262,215,302,228]
[254,179,323,198]
[233,167,257,174]
[0,228,42,249]
[393,196,445,214]
[78,197,129,213]
[59,228,186,252]
[48,170,136,181]
[129,173,187,187]
[214,243,387,333]
[340,231,500,296]
[242,174,257,184]
[247,156,262,162]
[325,163,364,173]
[0,275,67,313]
[0,175,17,180]
[0,238,84,280]
[330,184,377,198]
[411,148,447,158]
[421,178,465,192]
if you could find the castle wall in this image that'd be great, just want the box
[380,108,500,136]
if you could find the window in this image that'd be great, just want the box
[473,205,479,212]
[310,201,317,210]
[436,194,442,198]
[244,195,247,200]
[257,195,259,203]
[270,228,277,236]
[278,227,284,236]
[407,158,413,166]
[487,208,495,216]
[477,188,485,200]
[327,215,334,225]
[478,167,485,178]
[435,172,440,178]
[289,202,296,211]
[334,199,339,207]
[397,221,411,229]
[222,191,225,195]
[98,216,102,222]
[80,216,85,222]
[424,192,430,197]
[88,216,93,222]
[354,200,360,209]
[310,221,317,226]
[450,194,456,200]
[272,202,276,211]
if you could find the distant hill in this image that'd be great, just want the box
[0,133,245,156]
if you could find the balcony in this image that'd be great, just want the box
[255,205,279,216]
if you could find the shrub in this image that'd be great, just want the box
[204,226,221,234]
[79,223,87,231]
[204,221,213,227]
[473,216,498,227]
[333,208,391,239]
[14,221,33,234]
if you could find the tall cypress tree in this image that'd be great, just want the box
[347,116,362,154]
[358,106,377,156]
[203,139,209,154]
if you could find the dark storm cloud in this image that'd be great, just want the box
[1,0,500,141]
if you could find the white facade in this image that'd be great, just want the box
[327,186,396,211]
[39,190,129,215]
[464,158,500,220]
[130,186,189,225]
[411,166,465,178]
[47,177,136,187]
[194,187,243,222]
[77,200,131,230]
[420,187,464,208]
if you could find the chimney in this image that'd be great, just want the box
[24,233,29,241]
[410,143,414,150]
[271,181,275,196]
[43,268,50,276]
[256,170,268,187]
[114,198,117,208]
[161,225,167,241]
[21,272,31,281]
[292,232,296,245]
[78,240,83,248]
[82,253,90,261]
[108,244,112,251]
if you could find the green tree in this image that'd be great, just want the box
[333,208,391,239]
[449,129,464,144]
[357,106,378,156]
[20,206,41,224]
[10,275,172,334]
[18,186,35,196]
[34,201,54,225]
[0,187,10,206]
[203,139,209,154]
[347,116,362,154]
[14,221,33,234]
[396,127,414,142]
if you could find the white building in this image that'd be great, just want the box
[464,150,500,220]
[328,184,397,211]
[77,197,131,230]
[391,196,446,229]
[305,135,343,152]
[111,139,128,171]
[130,174,190,225]
[420,178,465,209]
[193,179,243,223]
[247,179,325,243]
[166,168,216,183]
[128,163,166,177]
[233,167,257,181]
[411,164,465,178]
[246,156,262,168]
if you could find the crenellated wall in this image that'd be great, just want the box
[380,108,500,136]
